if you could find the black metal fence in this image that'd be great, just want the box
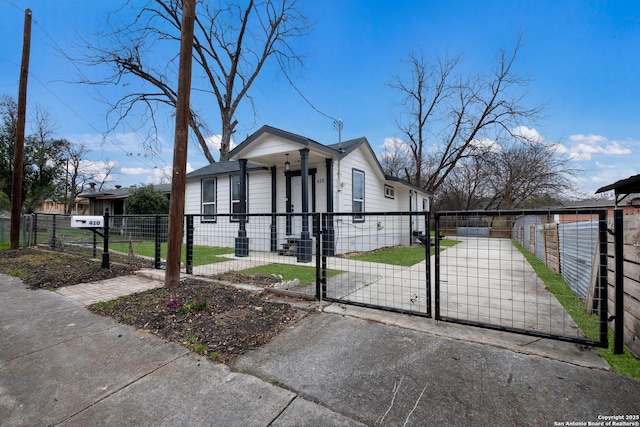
[434,209,609,347]
[320,212,432,317]
[26,209,621,349]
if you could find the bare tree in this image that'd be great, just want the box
[433,135,573,211]
[77,0,309,162]
[480,137,573,210]
[434,156,489,211]
[64,143,90,214]
[387,39,541,194]
[379,137,413,182]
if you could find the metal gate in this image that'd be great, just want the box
[434,209,609,347]
[320,212,432,317]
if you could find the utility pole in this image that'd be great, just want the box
[165,0,195,288]
[10,8,32,250]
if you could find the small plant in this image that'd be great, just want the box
[177,287,209,314]
[193,342,208,354]
[184,331,196,346]
[166,298,184,310]
[92,298,121,312]
[209,351,220,361]
[8,269,25,278]
[165,287,211,315]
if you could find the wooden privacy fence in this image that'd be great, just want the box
[606,213,640,356]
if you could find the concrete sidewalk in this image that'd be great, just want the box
[0,275,362,427]
[1,273,639,426]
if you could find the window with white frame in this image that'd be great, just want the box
[352,169,365,222]
[423,197,430,211]
[384,184,395,199]
[230,174,248,221]
[201,178,216,222]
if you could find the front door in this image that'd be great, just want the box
[286,170,316,235]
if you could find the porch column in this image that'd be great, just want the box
[324,158,335,256]
[235,159,249,257]
[270,166,277,252]
[297,148,312,262]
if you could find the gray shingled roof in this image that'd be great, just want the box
[79,183,172,198]
[185,161,266,180]
[191,125,432,196]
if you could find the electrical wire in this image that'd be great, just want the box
[2,0,169,172]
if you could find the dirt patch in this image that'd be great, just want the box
[0,247,152,289]
[88,279,301,364]
[0,248,308,364]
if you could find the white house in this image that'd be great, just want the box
[185,125,432,261]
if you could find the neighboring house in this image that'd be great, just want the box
[80,183,171,235]
[185,125,432,260]
[36,198,88,215]
[80,183,172,216]
[551,198,640,222]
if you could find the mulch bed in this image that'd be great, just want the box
[0,247,152,289]
[88,279,301,364]
[0,247,305,364]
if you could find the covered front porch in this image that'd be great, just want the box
[229,130,339,262]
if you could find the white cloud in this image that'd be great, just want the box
[144,163,194,185]
[601,141,632,155]
[68,132,168,157]
[569,134,607,144]
[564,134,632,161]
[147,166,172,185]
[381,137,410,152]
[206,134,236,154]
[470,137,500,152]
[595,161,615,169]
[78,160,118,185]
[512,126,545,143]
[121,167,151,175]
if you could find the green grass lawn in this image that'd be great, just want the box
[238,263,342,286]
[109,241,234,267]
[513,240,640,379]
[351,238,460,267]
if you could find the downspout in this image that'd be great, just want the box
[409,189,413,245]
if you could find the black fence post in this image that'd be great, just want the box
[315,213,322,301]
[434,213,441,320]
[598,210,609,348]
[154,215,161,269]
[614,208,624,354]
[425,213,431,317]
[33,213,38,246]
[102,209,110,269]
[20,215,26,247]
[49,214,57,250]
[92,230,97,258]
[186,215,194,275]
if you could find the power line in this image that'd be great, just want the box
[1,2,169,172]
[276,56,343,131]
[31,20,169,170]
[1,0,23,12]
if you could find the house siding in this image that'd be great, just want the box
[331,145,422,252]
[184,132,431,255]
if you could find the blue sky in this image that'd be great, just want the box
[1,0,638,196]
